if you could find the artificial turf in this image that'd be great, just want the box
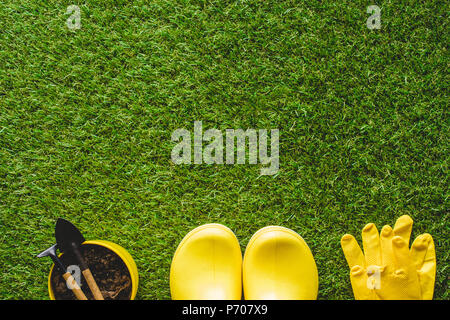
[0,0,448,300]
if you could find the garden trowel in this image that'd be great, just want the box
[55,218,104,300]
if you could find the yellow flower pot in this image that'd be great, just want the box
[48,240,138,300]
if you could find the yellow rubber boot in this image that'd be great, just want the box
[170,224,242,300]
[243,226,318,300]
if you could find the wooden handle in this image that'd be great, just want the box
[82,268,104,300]
[63,272,88,300]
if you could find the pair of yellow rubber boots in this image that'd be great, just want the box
[170,224,318,300]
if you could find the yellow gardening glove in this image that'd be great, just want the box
[341,215,436,300]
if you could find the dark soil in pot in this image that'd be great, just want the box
[50,244,132,300]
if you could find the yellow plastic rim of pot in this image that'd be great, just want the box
[48,240,138,300]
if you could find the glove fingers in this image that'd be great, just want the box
[362,223,381,266]
[392,236,411,272]
[349,265,374,300]
[393,215,413,246]
[410,234,430,269]
[380,225,394,266]
[341,234,365,268]
[411,233,436,300]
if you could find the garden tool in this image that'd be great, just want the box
[55,218,104,300]
[36,244,88,300]
[341,215,436,300]
[243,226,318,299]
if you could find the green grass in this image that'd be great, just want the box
[0,0,448,299]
